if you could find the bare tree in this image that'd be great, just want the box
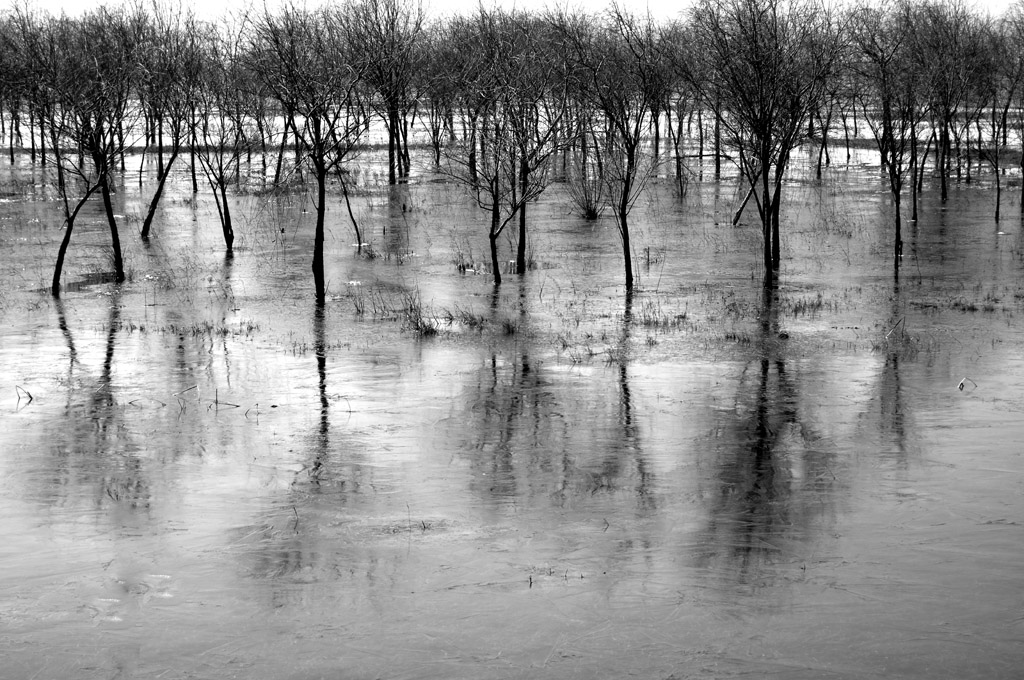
[661,19,698,193]
[1004,2,1024,216]
[558,6,663,292]
[38,7,146,289]
[343,0,424,185]
[564,98,609,220]
[137,2,203,239]
[850,0,926,274]
[9,9,100,295]
[979,7,1024,221]
[907,0,989,202]
[193,22,251,253]
[250,4,368,305]
[443,8,573,285]
[691,0,842,288]
[417,21,458,167]
[0,9,29,165]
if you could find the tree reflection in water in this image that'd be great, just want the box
[468,351,547,501]
[615,291,654,510]
[309,305,329,483]
[697,290,834,587]
[46,288,151,518]
[879,279,907,456]
[451,291,656,510]
[55,296,79,374]
[383,184,412,257]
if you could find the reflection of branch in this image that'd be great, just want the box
[210,389,240,409]
[958,377,977,392]
[128,397,166,407]
[885,316,905,339]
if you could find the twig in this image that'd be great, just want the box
[213,389,240,409]
[15,385,33,403]
[884,316,905,339]
[129,396,166,408]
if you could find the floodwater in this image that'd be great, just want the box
[2,148,1023,679]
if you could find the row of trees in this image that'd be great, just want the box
[2,0,1023,301]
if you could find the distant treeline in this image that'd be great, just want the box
[1,0,1021,297]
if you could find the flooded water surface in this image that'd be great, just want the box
[2,152,1023,679]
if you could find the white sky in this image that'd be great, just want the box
[15,0,1016,22]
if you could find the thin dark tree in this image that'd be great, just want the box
[850,0,925,274]
[980,7,1024,222]
[138,3,203,240]
[40,7,145,288]
[417,25,457,167]
[442,8,572,286]
[193,22,250,253]
[691,0,842,288]
[250,4,368,305]
[558,6,663,292]
[907,0,989,202]
[343,0,424,185]
[1006,2,1024,215]
[11,9,102,295]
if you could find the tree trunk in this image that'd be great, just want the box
[468,113,478,184]
[256,114,268,180]
[341,176,362,252]
[620,146,635,292]
[219,182,234,252]
[516,156,528,275]
[52,219,76,297]
[939,122,949,201]
[8,110,15,164]
[761,160,773,288]
[387,105,399,185]
[651,107,660,157]
[38,109,46,168]
[995,173,1001,222]
[489,200,502,287]
[910,129,919,222]
[713,104,722,178]
[157,116,165,180]
[313,166,327,305]
[117,127,126,173]
[620,197,633,292]
[733,183,755,226]
[274,119,289,186]
[140,150,179,239]
[893,193,903,268]
[401,110,412,177]
[99,171,126,283]
[190,105,199,193]
[50,183,99,296]
[770,188,781,270]
[696,108,703,177]
[28,107,35,162]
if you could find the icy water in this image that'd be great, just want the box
[2,150,1023,679]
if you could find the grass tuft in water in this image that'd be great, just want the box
[116,319,260,337]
